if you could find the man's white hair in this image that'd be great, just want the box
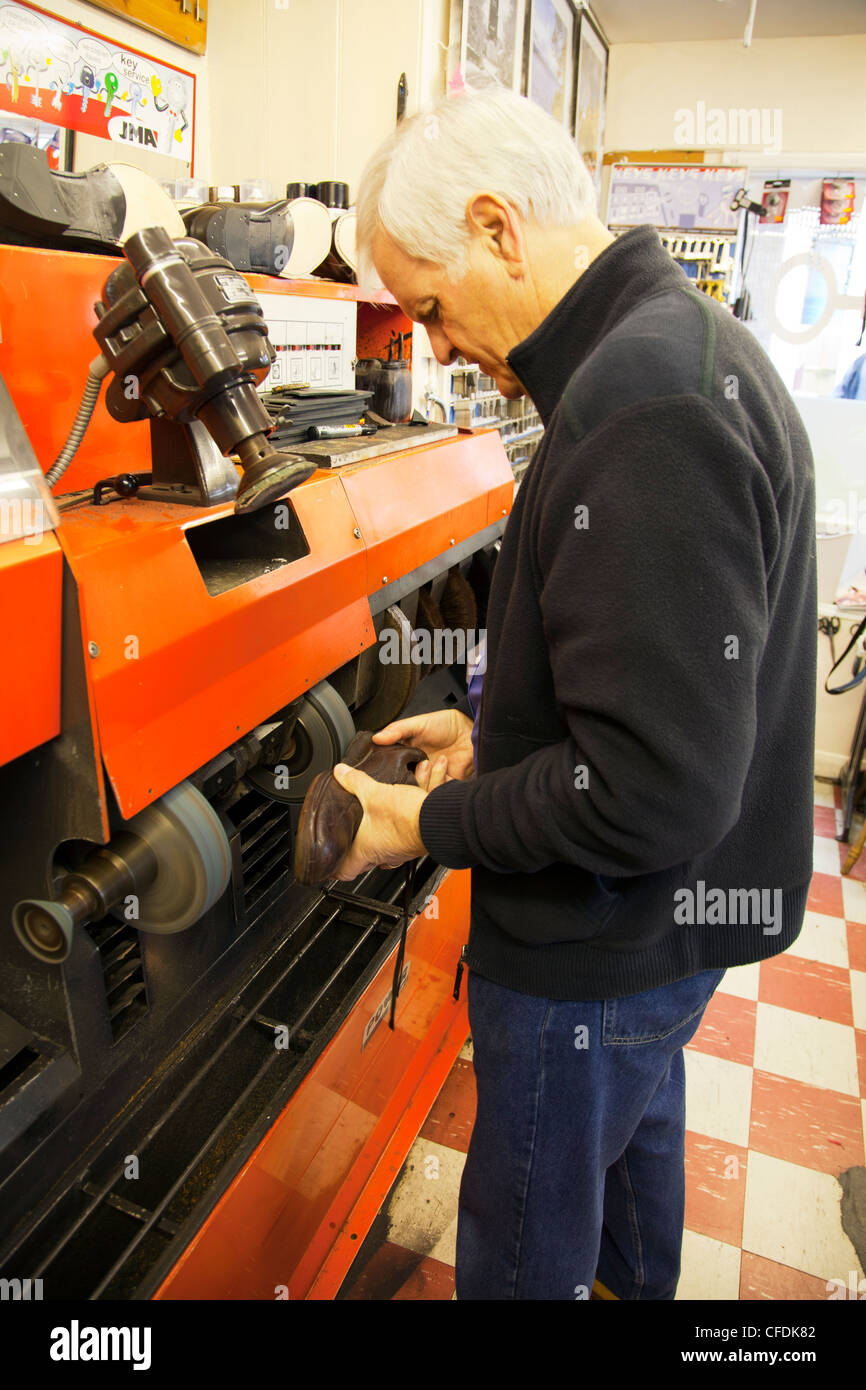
[356,86,598,288]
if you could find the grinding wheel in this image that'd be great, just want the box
[439,566,478,634]
[415,587,444,680]
[354,605,419,730]
[246,679,355,804]
[124,781,232,934]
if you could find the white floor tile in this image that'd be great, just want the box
[684,1049,753,1147]
[717,960,760,1000]
[676,1230,741,1300]
[385,1136,465,1264]
[842,876,866,924]
[813,836,842,876]
[788,911,849,969]
[753,1002,859,1096]
[458,1037,474,1063]
[742,1150,865,1282]
[813,786,837,809]
[851,970,866,1031]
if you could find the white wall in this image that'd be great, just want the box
[606,35,866,169]
[206,0,447,203]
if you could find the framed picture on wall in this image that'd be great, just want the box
[447,0,527,93]
[521,0,576,129]
[574,6,608,202]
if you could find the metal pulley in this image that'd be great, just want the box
[246,679,355,804]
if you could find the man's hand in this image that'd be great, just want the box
[330,755,449,881]
[373,709,475,788]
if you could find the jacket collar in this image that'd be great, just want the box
[506,225,687,426]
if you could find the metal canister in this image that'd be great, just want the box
[373,360,412,423]
[354,358,383,396]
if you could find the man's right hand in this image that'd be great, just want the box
[373,709,475,787]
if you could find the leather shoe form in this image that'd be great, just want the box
[294,731,425,886]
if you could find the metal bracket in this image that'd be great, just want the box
[137,417,239,507]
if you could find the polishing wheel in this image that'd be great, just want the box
[354,605,419,730]
[246,679,355,804]
[122,781,232,935]
[12,780,232,963]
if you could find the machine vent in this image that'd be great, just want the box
[88,918,148,1042]
[229,786,294,927]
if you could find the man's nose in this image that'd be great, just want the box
[427,324,459,366]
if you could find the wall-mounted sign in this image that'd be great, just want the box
[0,0,195,165]
[608,164,747,233]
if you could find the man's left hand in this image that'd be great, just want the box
[329,756,448,881]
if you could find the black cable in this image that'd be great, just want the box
[388,859,417,1031]
[825,614,866,694]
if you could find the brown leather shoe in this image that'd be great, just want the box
[293,731,425,886]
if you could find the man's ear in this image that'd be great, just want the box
[465,193,525,272]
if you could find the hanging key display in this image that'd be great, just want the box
[0,0,196,165]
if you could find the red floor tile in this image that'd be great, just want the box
[740,1251,838,1300]
[758,953,853,1026]
[847,921,866,974]
[857,1030,866,1099]
[814,806,838,839]
[418,1057,476,1154]
[392,1255,456,1301]
[687,990,756,1066]
[749,1069,865,1174]
[806,872,844,917]
[684,1133,748,1246]
[341,1241,454,1300]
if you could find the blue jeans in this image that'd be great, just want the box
[455,965,726,1300]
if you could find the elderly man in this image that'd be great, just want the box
[332,88,816,1300]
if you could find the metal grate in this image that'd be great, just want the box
[229,786,294,927]
[87,918,148,1042]
[0,861,430,1300]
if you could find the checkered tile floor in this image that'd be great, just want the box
[339,781,866,1300]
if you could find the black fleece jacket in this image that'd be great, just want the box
[419,224,817,1000]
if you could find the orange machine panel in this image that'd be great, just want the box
[339,430,512,594]
[57,431,511,818]
[0,534,63,766]
[0,246,152,495]
[56,472,374,817]
[155,867,471,1300]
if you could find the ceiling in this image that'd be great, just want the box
[588,0,866,44]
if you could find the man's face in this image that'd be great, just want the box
[371,227,527,399]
